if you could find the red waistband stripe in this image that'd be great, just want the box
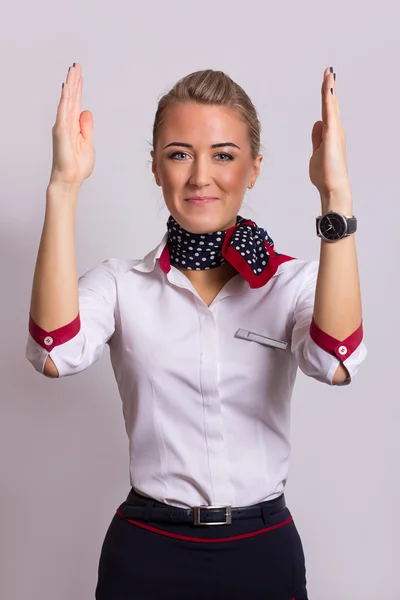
[115,509,293,543]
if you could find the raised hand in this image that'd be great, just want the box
[50,63,95,187]
[309,66,352,210]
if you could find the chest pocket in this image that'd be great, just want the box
[234,328,288,351]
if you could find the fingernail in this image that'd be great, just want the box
[331,88,334,95]
[330,66,333,73]
[334,72,336,81]
[73,63,76,67]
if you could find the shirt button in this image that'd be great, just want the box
[338,345,347,356]
[44,336,54,346]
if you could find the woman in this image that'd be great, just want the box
[26,63,367,599]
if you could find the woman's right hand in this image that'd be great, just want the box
[49,63,95,187]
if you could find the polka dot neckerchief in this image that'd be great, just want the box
[161,214,295,289]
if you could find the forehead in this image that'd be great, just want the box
[159,102,249,146]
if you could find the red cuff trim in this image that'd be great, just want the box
[310,317,363,360]
[28,313,81,352]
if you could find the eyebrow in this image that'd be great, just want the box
[163,141,241,150]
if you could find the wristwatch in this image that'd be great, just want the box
[316,210,357,242]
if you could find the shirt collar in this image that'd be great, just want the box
[131,232,169,273]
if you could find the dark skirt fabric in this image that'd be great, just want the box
[95,488,309,600]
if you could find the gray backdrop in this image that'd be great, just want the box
[1,0,398,598]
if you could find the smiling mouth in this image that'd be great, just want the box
[185,196,219,202]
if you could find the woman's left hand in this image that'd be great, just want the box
[309,67,352,206]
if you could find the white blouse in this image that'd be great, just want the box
[26,232,367,509]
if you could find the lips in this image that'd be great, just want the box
[185,196,219,204]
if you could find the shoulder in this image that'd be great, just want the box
[77,257,145,292]
[276,256,319,280]
[80,257,142,276]
[81,235,167,281]
[270,257,320,304]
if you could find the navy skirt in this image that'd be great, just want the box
[95,488,309,599]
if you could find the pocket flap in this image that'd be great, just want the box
[234,328,288,351]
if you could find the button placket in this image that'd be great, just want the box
[198,303,230,504]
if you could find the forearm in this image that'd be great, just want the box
[313,193,362,383]
[29,182,80,332]
[314,204,362,337]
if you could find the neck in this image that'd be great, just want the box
[174,260,238,286]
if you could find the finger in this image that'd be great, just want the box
[322,67,338,129]
[56,65,75,126]
[331,71,342,121]
[321,67,332,123]
[67,64,79,115]
[331,69,342,116]
[65,65,75,116]
[72,75,82,126]
[54,68,71,128]
[320,67,329,125]
[71,65,83,133]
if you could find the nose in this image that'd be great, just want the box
[188,156,211,188]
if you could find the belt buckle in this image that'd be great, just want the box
[193,504,232,526]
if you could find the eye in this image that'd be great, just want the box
[215,153,234,161]
[168,151,190,160]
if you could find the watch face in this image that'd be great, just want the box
[319,213,347,240]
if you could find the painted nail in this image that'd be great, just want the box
[334,73,336,81]
[331,88,334,95]
[330,66,334,73]
[73,63,76,67]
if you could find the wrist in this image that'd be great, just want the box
[320,190,353,216]
[46,181,80,207]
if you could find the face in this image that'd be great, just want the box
[151,102,262,234]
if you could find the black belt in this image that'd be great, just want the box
[117,489,286,526]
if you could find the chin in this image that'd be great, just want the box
[171,207,237,234]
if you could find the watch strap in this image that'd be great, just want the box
[346,216,357,234]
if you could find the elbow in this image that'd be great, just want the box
[25,341,59,378]
[43,355,59,378]
[331,362,351,386]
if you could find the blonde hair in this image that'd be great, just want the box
[152,69,261,159]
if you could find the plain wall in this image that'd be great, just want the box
[1,0,399,598]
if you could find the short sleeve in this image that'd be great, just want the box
[25,259,116,377]
[290,260,367,386]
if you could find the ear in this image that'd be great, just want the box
[249,155,263,188]
[151,150,161,187]
[254,155,263,178]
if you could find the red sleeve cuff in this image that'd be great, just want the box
[28,313,81,351]
[309,317,363,360]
